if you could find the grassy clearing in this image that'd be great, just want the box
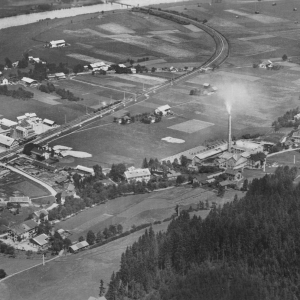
[12,180,49,198]
[0,222,169,300]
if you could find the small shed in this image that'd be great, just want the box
[69,241,89,253]
[21,77,38,86]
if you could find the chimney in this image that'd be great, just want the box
[228,113,232,152]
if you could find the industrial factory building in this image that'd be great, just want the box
[192,113,266,170]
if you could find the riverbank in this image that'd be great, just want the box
[0,0,105,20]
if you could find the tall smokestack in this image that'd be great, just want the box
[228,113,232,152]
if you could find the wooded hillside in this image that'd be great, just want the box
[106,166,300,300]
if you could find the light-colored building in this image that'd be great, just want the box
[75,165,95,176]
[31,233,49,249]
[43,119,55,127]
[55,72,66,80]
[49,40,66,48]
[124,168,151,183]
[13,126,30,139]
[8,196,31,205]
[33,209,49,223]
[155,105,171,116]
[21,77,38,86]
[0,118,18,129]
[69,241,89,253]
[0,134,18,150]
[88,62,109,71]
[1,78,9,85]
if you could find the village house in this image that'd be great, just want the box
[0,134,18,150]
[259,60,273,69]
[21,77,38,86]
[48,40,66,48]
[8,196,32,206]
[167,170,181,181]
[155,105,171,116]
[33,209,49,223]
[55,72,66,80]
[69,241,89,253]
[124,168,151,183]
[75,165,95,176]
[0,78,9,85]
[292,130,300,143]
[31,147,50,160]
[224,168,243,181]
[8,220,38,242]
[31,233,49,250]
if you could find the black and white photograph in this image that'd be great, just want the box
[0,0,299,299]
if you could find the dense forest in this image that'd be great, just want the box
[105,166,300,300]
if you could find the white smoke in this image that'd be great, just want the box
[216,81,254,115]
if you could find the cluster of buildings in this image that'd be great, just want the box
[0,113,57,152]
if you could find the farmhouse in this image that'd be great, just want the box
[1,78,9,85]
[21,77,38,86]
[48,40,66,48]
[224,168,243,181]
[55,72,66,80]
[33,209,49,223]
[124,168,151,183]
[88,62,110,71]
[155,105,171,116]
[0,134,18,150]
[8,220,38,242]
[75,165,95,176]
[69,241,89,253]
[292,130,300,143]
[8,196,31,205]
[259,60,273,69]
[167,170,182,180]
[31,233,49,249]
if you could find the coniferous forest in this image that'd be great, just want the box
[105,166,300,300]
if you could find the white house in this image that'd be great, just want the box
[88,62,109,71]
[21,77,38,86]
[1,78,9,85]
[49,40,66,48]
[124,168,151,183]
[69,241,89,253]
[55,72,66,80]
[0,134,18,150]
[259,60,273,69]
[155,105,171,116]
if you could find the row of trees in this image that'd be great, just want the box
[79,224,123,245]
[0,86,33,100]
[106,166,300,300]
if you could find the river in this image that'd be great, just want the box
[0,0,190,30]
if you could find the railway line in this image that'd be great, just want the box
[0,8,229,161]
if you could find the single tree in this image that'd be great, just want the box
[99,279,106,296]
[86,230,96,245]
[282,54,288,61]
[0,269,7,279]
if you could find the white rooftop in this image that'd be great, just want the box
[125,168,151,179]
[0,134,16,147]
[21,77,37,84]
[50,40,65,44]
[43,118,55,125]
[156,105,171,112]
[0,118,17,127]
[76,165,95,175]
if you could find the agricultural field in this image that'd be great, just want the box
[54,185,218,241]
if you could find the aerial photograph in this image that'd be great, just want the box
[0,0,300,299]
